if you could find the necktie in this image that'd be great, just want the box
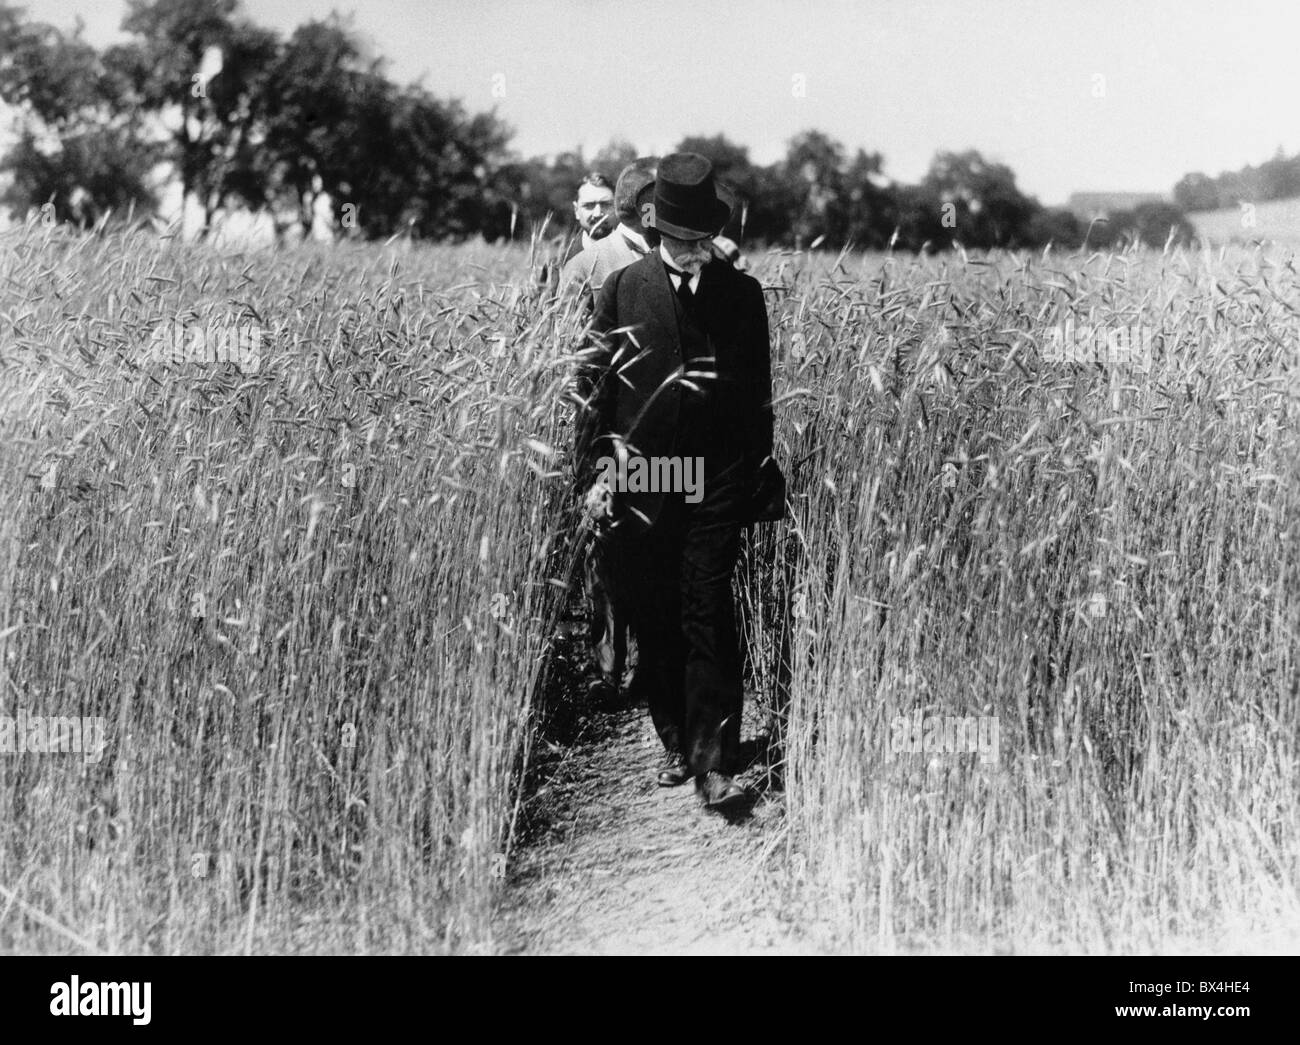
[667,265,694,309]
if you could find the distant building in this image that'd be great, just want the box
[1066,191,1167,222]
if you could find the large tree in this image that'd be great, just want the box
[108,0,279,236]
[591,138,638,184]
[258,17,383,241]
[921,149,1040,249]
[1173,171,1221,213]
[783,129,850,247]
[0,2,159,225]
[842,147,894,250]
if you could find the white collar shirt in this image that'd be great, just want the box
[619,225,650,254]
[658,243,703,294]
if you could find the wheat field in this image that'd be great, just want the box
[1,222,1296,953]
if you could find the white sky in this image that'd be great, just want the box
[10,0,1300,206]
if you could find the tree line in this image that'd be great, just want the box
[1,0,1195,251]
[1174,148,1300,213]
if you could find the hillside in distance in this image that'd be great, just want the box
[1189,195,1300,246]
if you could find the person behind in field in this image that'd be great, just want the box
[708,181,747,270]
[560,157,659,303]
[711,234,746,270]
[537,172,615,294]
[565,159,659,703]
[570,171,616,254]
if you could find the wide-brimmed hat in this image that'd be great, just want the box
[648,152,732,241]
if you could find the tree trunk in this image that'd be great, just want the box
[299,188,315,241]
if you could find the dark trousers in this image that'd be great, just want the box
[605,460,745,776]
[584,535,630,686]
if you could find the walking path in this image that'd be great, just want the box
[495,665,825,955]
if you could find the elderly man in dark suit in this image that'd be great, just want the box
[574,152,779,811]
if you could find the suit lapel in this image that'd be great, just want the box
[634,254,735,367]
[640,254,683,361]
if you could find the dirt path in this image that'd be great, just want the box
[496,649,825,955]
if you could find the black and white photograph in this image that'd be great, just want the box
[0,0,1296,999]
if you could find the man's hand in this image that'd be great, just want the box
[581,471,614,532]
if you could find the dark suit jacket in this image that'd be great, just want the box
[574,253,774,532]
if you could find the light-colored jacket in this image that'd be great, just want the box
[560,225,653,296]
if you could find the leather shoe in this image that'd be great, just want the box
[697,771,746,809]
[656,754,691,788]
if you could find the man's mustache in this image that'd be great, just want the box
[676,246,713,269]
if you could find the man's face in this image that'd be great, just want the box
[661,233,714,276]
[573,183,614,237]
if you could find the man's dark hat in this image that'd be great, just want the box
[648,152,732,241]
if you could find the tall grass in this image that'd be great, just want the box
[0,224,582,952]
[2,221,1295,953]
[751,246,1300,952]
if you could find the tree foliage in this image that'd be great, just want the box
[0,1,160,225]
[0,0,1199,250]
[1174,148,1300,213]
